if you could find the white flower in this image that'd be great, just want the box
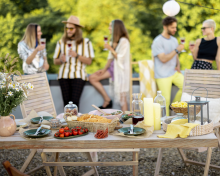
[22,82,26,87]
[1,85,5,88]
[15,88,19,92]
[27,83,32,89]
[8,82,13,87]
[30,85,34,90]
[8,91,13,96]
[16,82,19,87]
[5,95,8,98]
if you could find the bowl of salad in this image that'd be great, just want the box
[88,109,123,120]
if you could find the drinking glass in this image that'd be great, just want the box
[180,37,186,52]
[189,41,195,55]
[40,38,46,45]
[103,36,108,51]
[66,41,72,59]
[132,93,144,125]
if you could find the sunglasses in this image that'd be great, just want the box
[201,27,211,30]
[66,27,75,31]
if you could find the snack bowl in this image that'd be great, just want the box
[88,109,123,120]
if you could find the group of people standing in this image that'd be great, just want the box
[17,15,220,114]
[18,15,130,111]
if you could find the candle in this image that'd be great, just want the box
[153,103,161,130]
[144,98,154,126]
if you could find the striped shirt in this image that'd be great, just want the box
[53,38,95,80]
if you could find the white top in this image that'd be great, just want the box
[53,38,95,80]
[18,41,47,74]
[107,37,130,105]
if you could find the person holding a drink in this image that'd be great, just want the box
[89,20,130,112]
[151,17,185,116]
[18,23,49,74]
[53,15,95,108]
[190,19,220,70]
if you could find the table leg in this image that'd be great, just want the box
[204,147,212,176]
[20,149,37,172]
[41,152,52,176]
[54,152,59,176]
[58,158,66,176]
[154,148,163,176]
[133,151,138,176]
[85,152,99,176]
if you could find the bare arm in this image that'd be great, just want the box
[157,44,184,63]
[77,55,92,65]
[192,39,201,60]
[216,37,220,70]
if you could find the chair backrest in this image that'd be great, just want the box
[16,72,57,118]
[183,69,220,98]
[2,161,30,176]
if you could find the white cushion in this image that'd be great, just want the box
[181,92,220,124]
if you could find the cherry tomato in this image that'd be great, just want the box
[54,132,59,137]
[64,132,70,137]
[69,131,73,136]
[78,130,83,135]
[73,131,78,135]
[59,133,64,138]
[85,128,88,133]
[64,126,69,131]
[59,128,64,134]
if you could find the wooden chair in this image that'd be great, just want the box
[155,69,220,176]
[17,72,140,176]
[2,161,29,176]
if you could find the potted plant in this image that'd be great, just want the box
[0,54,34,137]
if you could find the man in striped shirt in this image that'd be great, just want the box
[53,15,95,108]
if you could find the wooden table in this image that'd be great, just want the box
[0,125,218,176]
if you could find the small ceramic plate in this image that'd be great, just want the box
[31,116,54,124]
[118,127,146,136]
[54,132,89,139]
[23,129,51,138]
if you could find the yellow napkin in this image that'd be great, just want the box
[158,119,199,139]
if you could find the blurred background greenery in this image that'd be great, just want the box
[0,0,220,74]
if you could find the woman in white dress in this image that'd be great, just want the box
[89,20,130,112]
[18,23,49,74]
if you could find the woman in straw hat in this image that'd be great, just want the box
[18,23,49,74]
[53,15,95,108]
[89,20,130,112]
[190,19,220,70]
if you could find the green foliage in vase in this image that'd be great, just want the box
[0,54,34,116]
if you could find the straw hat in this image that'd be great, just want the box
[62,15,84,28]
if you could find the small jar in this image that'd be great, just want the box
[94,123,109,139]
[64,101,78,116]
[49,119,61,129]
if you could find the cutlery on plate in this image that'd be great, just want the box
[38,116,43,124]
[130,124,134,134]
[38,129,46,134]
[34,126,42,135]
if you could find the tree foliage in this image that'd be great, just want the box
[0,0,220,74]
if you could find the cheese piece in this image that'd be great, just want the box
[67,116,72,121]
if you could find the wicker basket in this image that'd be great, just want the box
[64,114,118,133]
[162,117,213,136]
[170,105,201,116]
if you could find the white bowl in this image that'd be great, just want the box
[88,109,123,120]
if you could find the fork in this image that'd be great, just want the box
[38,129,46,134]
[38,116,43,124]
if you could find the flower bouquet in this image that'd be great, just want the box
[0,54,34,136]
[0,54,34,116]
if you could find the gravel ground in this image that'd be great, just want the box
[1,148,220,176]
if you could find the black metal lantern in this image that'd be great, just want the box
[187,87,209,125]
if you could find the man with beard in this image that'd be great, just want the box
[53,15,95,108]
[151,17,184,116]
